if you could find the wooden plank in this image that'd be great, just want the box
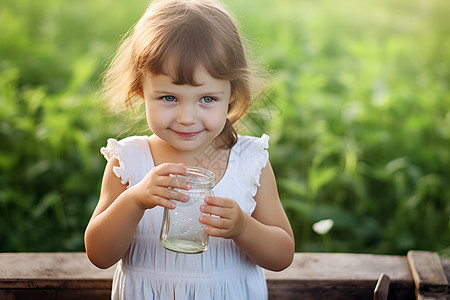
[441,258,450,291]
[407,251,449,294]
[265,252,415,300]
[0,253,115,289]
[416,294,450,300]
[373,273,390,300]
[0,288,111,300]
[265,253,412,281]
[267,279,377,300]
[0,252,417,300]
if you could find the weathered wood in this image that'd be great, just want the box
[407,251,449,295]
[0,288,111,300]
[374,273,390,300]
[416,295,450,300]
[0,253,114,300]
[441,258,450,292]
[0,252,445,300]
[265,252,415,300]
[0,252,115,289]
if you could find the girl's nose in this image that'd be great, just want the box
[177,103,196,125]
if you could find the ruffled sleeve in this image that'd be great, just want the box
[100,136,151,187]
[231,134,270,215]
[246,134,269,198]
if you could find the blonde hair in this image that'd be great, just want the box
[102,0,261,148]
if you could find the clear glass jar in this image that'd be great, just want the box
[160,166,215,254]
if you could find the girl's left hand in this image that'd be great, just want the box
[199,196,248,239]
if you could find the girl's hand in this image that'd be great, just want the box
[199,196,248,239]
[132,163,190,210]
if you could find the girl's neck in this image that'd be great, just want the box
[148,135,231,183]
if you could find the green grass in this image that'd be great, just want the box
[1,0,449,255]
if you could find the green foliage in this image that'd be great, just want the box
[0,63,117,250]
[236,0,450,254]
[0,0,146,251]
[1,0,449,255]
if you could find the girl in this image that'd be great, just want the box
[84,0,295,299]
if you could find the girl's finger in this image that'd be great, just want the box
[204,196,234,208]
[199,215,229,229]
[157,186,188,202]
[203,226,228,238]
[152,195,177,210]
[151,173,191,191]
[155,163,188,177]
[166,175,191,191]
[200,204,227,218]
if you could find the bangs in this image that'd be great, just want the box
[140,9,241,86]
[161,24,216,85]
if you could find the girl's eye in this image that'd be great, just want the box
[162,96,176,102]
[200,96,216,104]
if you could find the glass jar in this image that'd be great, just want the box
[160,166,215,254]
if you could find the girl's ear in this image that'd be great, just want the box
[227,92,236,112]
[228,98,234,112]
[229,93,236,104]
[137,88,144,99]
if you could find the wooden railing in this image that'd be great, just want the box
[0,251,448,299]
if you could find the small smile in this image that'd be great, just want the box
[171,130,203,139]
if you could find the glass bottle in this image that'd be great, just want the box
[160,166,214,254]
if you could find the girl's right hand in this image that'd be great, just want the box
[132,163,190,210]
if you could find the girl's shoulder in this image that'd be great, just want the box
[101,136,150,159]
[233,134,270,156]
[223,134,270,215]
[100,136,151,186]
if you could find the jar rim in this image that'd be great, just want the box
[174,166,215,187]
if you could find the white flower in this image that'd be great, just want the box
[313,219,334,235]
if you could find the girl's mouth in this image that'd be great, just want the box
[172,130,202,138]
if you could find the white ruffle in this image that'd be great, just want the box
[100,136,151,186]
[100,138,130,185]
[249,134,270,198]
[229,134,269,215]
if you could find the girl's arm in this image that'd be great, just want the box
[84,158,188,269]
[200,162,295,271]
[234,161,295,271]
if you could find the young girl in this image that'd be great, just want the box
[84,0,295,299]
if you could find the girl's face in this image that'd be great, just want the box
[141,66,231,153]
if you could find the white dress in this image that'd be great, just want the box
[101,134,270,300]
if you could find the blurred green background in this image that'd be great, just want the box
[1,0,449,255]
